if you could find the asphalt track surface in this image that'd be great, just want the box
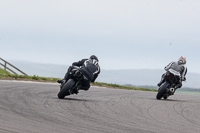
[0,80,200,133]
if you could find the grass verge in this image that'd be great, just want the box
[0,68,60,82]
[0,68,156,92]
[92,82,157,92]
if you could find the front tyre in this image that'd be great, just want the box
[156,82,169,100]
[57,79,75,99]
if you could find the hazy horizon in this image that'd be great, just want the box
[1,59,199,89]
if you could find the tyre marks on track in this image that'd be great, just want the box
[1,81,200,133]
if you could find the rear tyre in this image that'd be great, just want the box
[57,79,75,99]
[156,82,169,100]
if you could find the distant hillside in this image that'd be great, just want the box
[98,69,200,89]
[3,60,200,89]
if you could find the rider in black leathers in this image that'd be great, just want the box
[157,56,187,89]
[57,55,100,92]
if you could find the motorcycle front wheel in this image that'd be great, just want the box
[57,79,75,99]
[156,82,169,100]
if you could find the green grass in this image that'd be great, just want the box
[0,68,157,92]
[0,68,11,77]
[0,68,60,82]
[92,82,157,92]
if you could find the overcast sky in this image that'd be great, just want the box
[0,0,200,73]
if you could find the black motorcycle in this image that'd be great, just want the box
[156,69,181,100]
[57,66,84,99]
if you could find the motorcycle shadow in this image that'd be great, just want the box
[62,97,93,102]
[147,97,187,102]
[157,99,188,102]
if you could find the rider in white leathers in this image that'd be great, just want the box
[157,56,187,89]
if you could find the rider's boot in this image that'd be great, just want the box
[57,73,69,84]
[157,81,163,87]
[157,73,166,87]
[57,80,64,84]
[57,66,72,84]
[157,78,164,87]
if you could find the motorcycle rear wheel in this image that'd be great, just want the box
[156,82,169,100]
[57,79,75,99]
